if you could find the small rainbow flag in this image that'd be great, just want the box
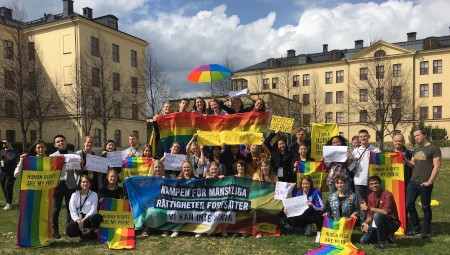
[305,244,365,255]
[122,157,153,177]
[98,198,135,249]
[16,156,63,247]
[296,161,324,174]
[370,151,403,165]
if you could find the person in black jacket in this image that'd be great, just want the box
[222,145,251,176]
[264,131,294,183]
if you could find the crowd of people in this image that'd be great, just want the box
[0,96,442,250]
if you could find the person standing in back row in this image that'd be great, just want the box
[349,129,380,221]
[404,128,441,239]
[0,138,19,211]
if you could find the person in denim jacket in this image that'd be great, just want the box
[325,174,360,220]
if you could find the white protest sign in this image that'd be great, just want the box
[86,154,109,173]
[323,146,348,163]
[63,154,81,170]
[274,181,296,200]
[107,151,123,167]
[282,196,309,218]
[228,88,249,99]
[163,153,186,171]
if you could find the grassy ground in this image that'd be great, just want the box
[1,162,449,255]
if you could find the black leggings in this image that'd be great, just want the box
[287,210,324,230]
[66,214,104,237]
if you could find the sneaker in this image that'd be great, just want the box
[373,242,387,249]
[3,203,12,211]
[304,224,313,236]
[387,233,395,244]
[52,231,61,239]
[279,217,286,225]
[315,232,321,243]
[421,232,431,239]
[141,231,149,237]
[221,232,228,237]
[256,233,262,238]
[232,233,240,238]
[170,231,179,238]
[406,229,421,236]
[161,231,169,237]
[242,233,249,238]
[195,233,202,238]
[284,223,293,229]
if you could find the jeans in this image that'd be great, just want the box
[0,172,15,204]
[52,181,75,234]
[66,214,104,237]
[406,180,433,233]
[354,185,367,220]
[360,213,399,244]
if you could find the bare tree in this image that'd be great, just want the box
[349,44,417,149]
[141,45,178,117]
[211,55,234,96]
[305,71,325,124]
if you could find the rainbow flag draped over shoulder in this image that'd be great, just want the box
[369,151,406,236]
[296,161,327,191]
[98,198,135,249]
[16,156,63,247]
[157,111,270,153]
[306,215,365,255]
[122,157,153,178]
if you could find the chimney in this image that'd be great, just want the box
[287,49,295,57]
[0,7,13,20]
[323,44,328,53]
[407,32,417,42]
[63,0,74,17]
[83,7,92,19]
[355,40,364,49]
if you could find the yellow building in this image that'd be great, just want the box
[232,32,450,144]
[0,0,148,150]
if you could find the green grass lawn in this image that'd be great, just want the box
[1,162,449,255]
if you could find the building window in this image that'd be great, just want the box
[114,130,121,147]
[303,114,311,126]
[91,37,99,57]
[292,94,299,102]
[113,73,120,91]
[303,74,310,86]
[5,99,15,117]
[336,91,344,104]
[420,61,428,75]
[325,92,333,104]
[131,50,137,67]
[393,86,402,100]
[112,44,119,62]
[433,106,442,119]
[393,64,401,77]
[433,83,442,97]
[392,107,401,123]
[336,70,344,83]
[92,68,100,87]
[113,101,121,118]
[5,130,15,142]
[359,110,368,122]
[131,77,138,94]
[419,107,428,120]
[376,87,384,101]
[263,78,269,90]
[420,84,429,97]
[30,130,37,142]
[325,71,333,84]
[4,69,14,89]
[28,42,35,61]
[132,104,138,120]
[302,94,310,106]
[232,79,248,91]
[3,40,13,59]
[359,89,367,102]
[272,77,278,89]
[376,65,384,79]
[293,75,299,87]
[28,71,36,89]
[336,112,344,123]
[325,112,333,123]
[376,108,384,123]
[433,60,442,74]
[93,129,102,147]
[360,68,368,80]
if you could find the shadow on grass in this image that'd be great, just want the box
[431,221,450,236]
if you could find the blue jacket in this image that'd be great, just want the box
[325,190,360,220]
[295,187,324,215]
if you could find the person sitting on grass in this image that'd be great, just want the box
[324,174,359,221]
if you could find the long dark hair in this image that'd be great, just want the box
[326,135,348,146]
[27,139,47,156]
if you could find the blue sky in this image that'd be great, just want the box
[14,0,450,96]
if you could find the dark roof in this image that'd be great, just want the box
[236,35,450,73]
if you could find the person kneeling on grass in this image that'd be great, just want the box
[360,175,400,250]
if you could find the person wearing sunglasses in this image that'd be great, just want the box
[0,138,19,211]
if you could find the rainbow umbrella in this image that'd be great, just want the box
[187,64,234,95]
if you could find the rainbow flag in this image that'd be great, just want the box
[122,157,153,178]
[157,111,271,153]
[297,161,324,174]
[305,244,365,255]
[98,198,135,249]
[16,156,63,247]
[369,151,406,236]
[296,161,326,191]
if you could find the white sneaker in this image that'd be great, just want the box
[315,232,321,243]
[170,231,179,238]
[304,224,313,236]
[3,203,12,211]
[195,233,202,238]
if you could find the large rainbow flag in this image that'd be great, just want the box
[122,157,153,178]
[98,198,135,249]
[16,156,63,247]
[306,215,365,255]
[156,111,271,153]
[369,151,406,236]
[296,161,327,192]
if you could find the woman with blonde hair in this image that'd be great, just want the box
[253,158,278,183]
